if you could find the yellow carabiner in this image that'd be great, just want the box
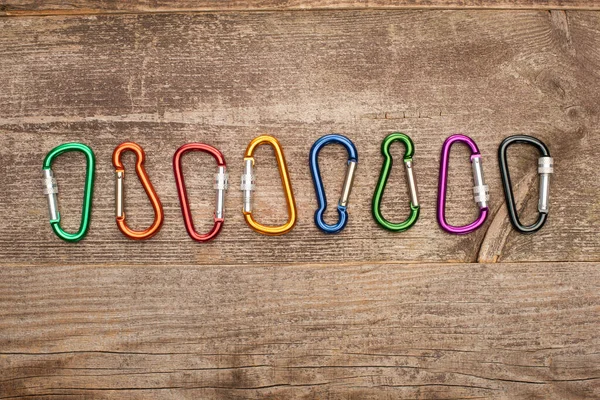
[241,135,297,235]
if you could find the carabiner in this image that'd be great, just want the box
[112,142,164,240]
[42,142,95,242]
[372,133,419,232]
[499,135,553,234]
[241,135,297,236]
[437,134,489,235]
[173,143,228,242]
[309,134,358,234]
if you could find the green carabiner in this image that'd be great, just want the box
[42,143,95,242]
[372,133,420,232]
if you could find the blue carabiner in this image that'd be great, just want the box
[309,134,359,234]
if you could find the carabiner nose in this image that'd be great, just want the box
[309,134,358,234]
[42,142,95,243]
[241,135,297,236]
[372,133,420,232]
[437,134,489,235]
[173,143,228,242]
[112,142,164,240]
[498,135,553,234]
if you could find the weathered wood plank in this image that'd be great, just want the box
[0,262,598,398]
[1,0,600,16]
[0,10,599,400]
[0,10,598,265]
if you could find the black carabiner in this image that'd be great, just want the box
[498,135,553,234]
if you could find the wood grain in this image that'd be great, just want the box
[1,8,599,399]
[0,10,599,266]
[1,262,599,399]
[1,0,600,16]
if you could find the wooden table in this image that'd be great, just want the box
[1,1,599,398]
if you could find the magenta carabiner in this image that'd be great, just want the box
[437,134,489,235]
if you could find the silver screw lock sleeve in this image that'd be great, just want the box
[471,156,489,209]
[538,156,553,213]
[240,159,255,213]
[43,169,59,221]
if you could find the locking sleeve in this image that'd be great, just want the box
[214,166,228,219]
[240,159,255,213]
[43,169,59,222]
[538,156,553,213]
[471,156,489,209]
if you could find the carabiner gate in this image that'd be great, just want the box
[309,134,358,234]
[112,142,164,240]
[241,135,297,235]
[42,142,95,242]
[173,143,228,242]
[437,134,489,235]
[372,133,419,232]
[499,135,553,234]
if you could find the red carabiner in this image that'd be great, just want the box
[173,143,228,242]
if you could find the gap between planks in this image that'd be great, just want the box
[1,5,600,18]
[0,260,596,269]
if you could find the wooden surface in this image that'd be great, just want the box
[0,3,599,399]
[1,262,599,399]
[2,0,600,15]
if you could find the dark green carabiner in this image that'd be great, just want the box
[42,143,96,242]
[372,133,420,232]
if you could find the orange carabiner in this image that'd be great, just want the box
[112,142,164,240]
[241,135,297,235]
